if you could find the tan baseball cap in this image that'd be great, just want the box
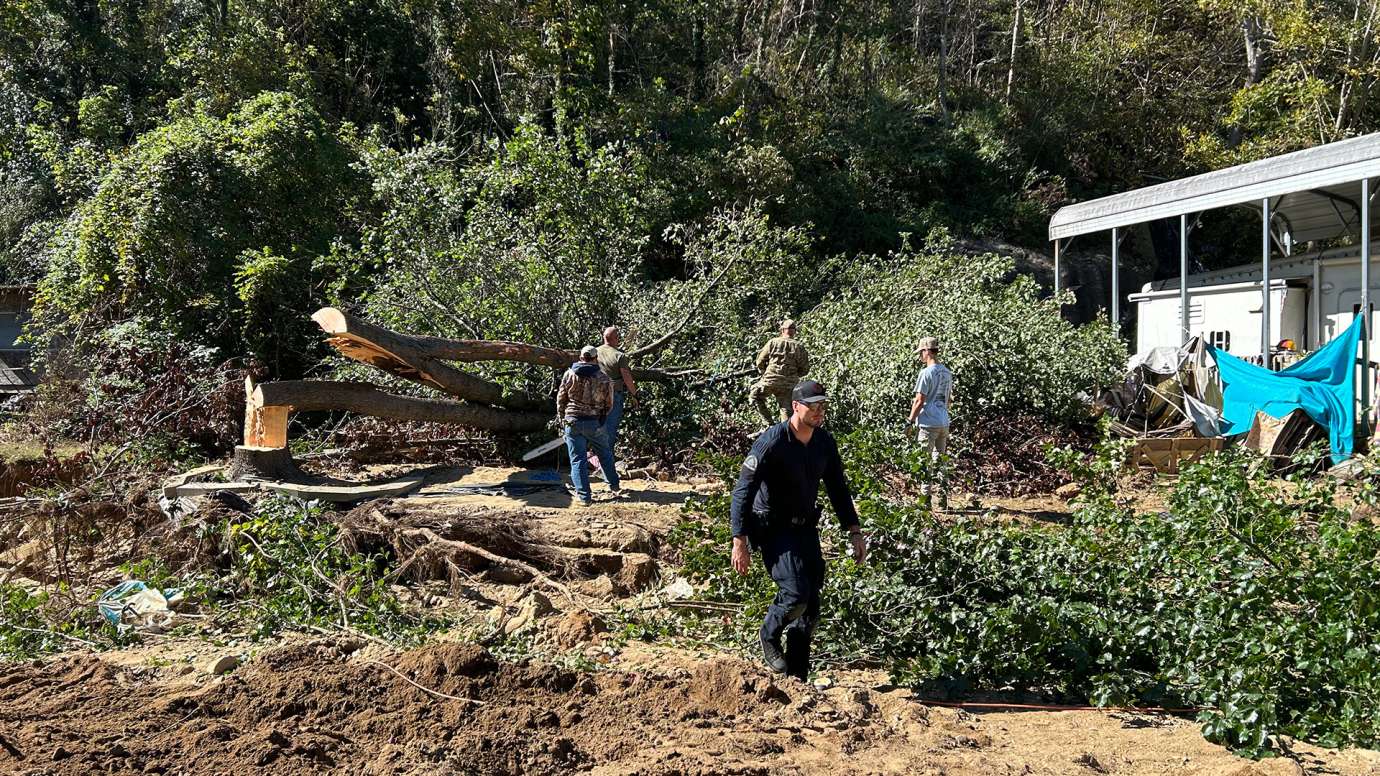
[916,337,940,353]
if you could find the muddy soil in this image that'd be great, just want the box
[3,465,1378,775]
[2,637,1377,776]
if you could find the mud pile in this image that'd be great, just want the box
[0,640,885,775]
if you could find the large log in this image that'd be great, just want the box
[244,378,550,448]
[311,308,541,409]
[314,307,700,383]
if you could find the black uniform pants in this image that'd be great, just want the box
[757,526,825,679]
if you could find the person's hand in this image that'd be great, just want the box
[849,531,867,565]
[628,392,639,409]
[731,536,751,575]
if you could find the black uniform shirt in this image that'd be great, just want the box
[729,421,859,537]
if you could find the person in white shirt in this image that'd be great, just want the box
[907,336,953,508]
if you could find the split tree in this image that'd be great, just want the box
[232,306,719,479]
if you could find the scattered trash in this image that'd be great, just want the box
[1244,409,1326,472]
[1100,336,1223,439]
[97,581,183,633]
[662,577,695,601]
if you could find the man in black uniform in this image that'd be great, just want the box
[730,379,866,680]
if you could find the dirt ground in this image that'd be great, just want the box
[2,465,1378,775]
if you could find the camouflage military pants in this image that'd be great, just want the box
[750,381,794,423]
[914,425,950,506]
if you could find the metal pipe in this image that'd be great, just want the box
[1362,178,1371,434]
[1111,227,1120,326]
[1312,259,1322,350]
[1053,238,1061,300]
[1180,214,1189,346]
[1262,198,1271,368]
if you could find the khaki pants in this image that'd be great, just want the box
[750,381,794,423]
[915,425,950,503]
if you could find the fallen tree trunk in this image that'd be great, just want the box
[314,307,698,383]
[311,308,542,409]
[244,378,550,448]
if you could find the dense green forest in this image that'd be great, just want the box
[5,0,1379,370]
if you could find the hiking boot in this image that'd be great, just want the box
[760,634,787,674]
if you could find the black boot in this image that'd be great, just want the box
[784,627,811,681]
[760,632,787,673]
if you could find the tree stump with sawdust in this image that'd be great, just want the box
[229,445,304,481]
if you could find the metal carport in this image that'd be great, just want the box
[1047,132,1380,422]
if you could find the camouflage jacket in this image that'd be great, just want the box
[755,336,810,387]
[557,362,613,421]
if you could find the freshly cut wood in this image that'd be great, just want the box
[245,379,549,449]
[311,308,540,409]
[230,445,305,481]
[313,307,700,383]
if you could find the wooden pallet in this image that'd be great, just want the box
[1130,437,1224,474]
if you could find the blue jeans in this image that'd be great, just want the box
[564,418,620,501]
[604,391,626,444]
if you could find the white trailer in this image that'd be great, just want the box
[1129,246,1380,360]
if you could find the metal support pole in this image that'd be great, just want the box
[1262,198,1271,368]
[1312,259,1322,350]
[1180,214,1189,346]
[1053,238,1061,299]
[1111,227,1120,326]
[1362,178,1371,433]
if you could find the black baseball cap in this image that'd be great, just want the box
[792,380,828,404]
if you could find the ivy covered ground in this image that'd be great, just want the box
[670,433,1380,758]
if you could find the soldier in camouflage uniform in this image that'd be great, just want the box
[750,320,810,423]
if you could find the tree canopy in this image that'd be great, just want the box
[3,0,1377,378]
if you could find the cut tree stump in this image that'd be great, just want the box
[229,445,305,481]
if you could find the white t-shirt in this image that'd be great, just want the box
[913,363,953,428]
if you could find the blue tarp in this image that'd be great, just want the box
[1208,316,1363,464]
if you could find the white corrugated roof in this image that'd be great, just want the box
[1048,133,1380,242]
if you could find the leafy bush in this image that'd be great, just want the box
[0,583,103,659]
[206,495,442,642]
[33,91,361,377]
[803,229,1125,431]
[673,438,1380,755]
